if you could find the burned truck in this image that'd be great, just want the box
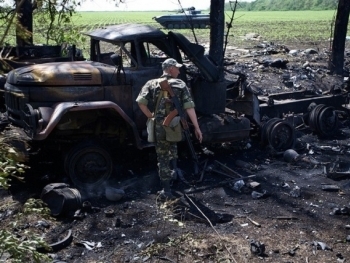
[3,24,251,188]
[4,23,350,188]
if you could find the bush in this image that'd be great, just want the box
[0,230,51,263]
[0,137,29,189]
[0,137,50,262]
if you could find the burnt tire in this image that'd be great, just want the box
[65,142,113,189]
[261,118,295,152]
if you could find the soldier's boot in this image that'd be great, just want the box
[160,179,176,200]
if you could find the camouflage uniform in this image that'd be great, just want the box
[136,73,195,181]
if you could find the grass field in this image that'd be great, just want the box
[71,10,343,48]
[2,10,348,52]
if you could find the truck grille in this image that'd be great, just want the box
[5,92,24,126]
[5,92,20,111]
[73,73,92,81]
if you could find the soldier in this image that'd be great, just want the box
[136,58,202,199]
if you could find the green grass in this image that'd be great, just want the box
[73,10,337,25]
[73,11,164,25]
[3,10,348,50]
[72,10,344,49]
[227,10,336,22]
[226,11,338,45]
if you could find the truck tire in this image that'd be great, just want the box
[65,141,113,189]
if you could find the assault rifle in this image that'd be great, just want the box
[159,79,200,175]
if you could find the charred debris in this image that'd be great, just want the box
[1,24,350,263]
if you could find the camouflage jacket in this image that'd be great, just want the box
[136,73,195,119]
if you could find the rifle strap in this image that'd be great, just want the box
[155,78,168,114]
[151,81,167,143]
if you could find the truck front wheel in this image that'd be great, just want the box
[65,142,113,189]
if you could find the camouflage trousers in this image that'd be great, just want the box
[154,119,178,181]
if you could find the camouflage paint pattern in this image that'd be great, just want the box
[155,117,178,180]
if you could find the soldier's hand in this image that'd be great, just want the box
[194,127,202,143]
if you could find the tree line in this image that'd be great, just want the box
[226,0,338,11]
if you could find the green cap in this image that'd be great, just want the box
[162,58,183,70]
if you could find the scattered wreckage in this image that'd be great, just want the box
[1,23,350,189]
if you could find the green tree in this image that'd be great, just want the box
[0,0,127,46]
[0,0,81,46]
[34,0,83,45]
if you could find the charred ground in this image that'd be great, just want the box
[1,39,350,263]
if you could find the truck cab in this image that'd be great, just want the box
[4,23,251,188]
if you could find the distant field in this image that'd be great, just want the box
[73,11,164,27]
[71,10,345,50]
[2,10,348,51]
[74,10,337,25]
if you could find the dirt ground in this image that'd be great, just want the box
[1,38,350,263]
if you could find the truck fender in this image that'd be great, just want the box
[34,101,143,148]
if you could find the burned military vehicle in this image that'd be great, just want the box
[4,23,349,189]
[4,24,251,188]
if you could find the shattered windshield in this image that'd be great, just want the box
[97,38,170,68]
